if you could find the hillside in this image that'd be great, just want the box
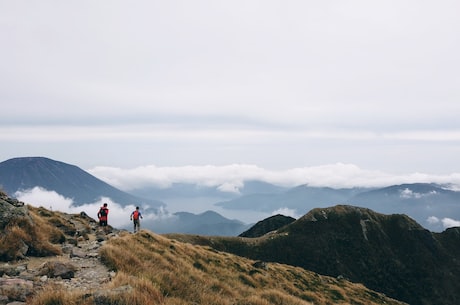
[167,205,460,305]
[0,157,162,207]
[0,190,406,305]
[239,214,296,237]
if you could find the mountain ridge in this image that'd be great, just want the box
[169,205,460,305]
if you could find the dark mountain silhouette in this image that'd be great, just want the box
[151,210,251,236]
[216,184,367,212]
[239,214,295,237]
[0,157,163,207]
[179,205,460,305]
[216,183,460,232]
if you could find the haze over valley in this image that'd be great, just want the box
[2,157,460,235]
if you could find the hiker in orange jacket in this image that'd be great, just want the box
[130,206,143,233]
[97,203,109,227]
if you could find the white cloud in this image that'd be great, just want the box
[400,188,437,199]
[217,182,243,194]
[427,216,440,225]
[14,187,73,210]
[88,163,460,192]
[271,208,299,219]
[426,216,460,230]
[441,218,460,229]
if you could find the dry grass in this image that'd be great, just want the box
[94,230,405,305]
[0,210,62,261]
[28,285,82,305]
[28,230,406,305]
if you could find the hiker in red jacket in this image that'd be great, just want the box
[97,203,109,229]
[130,206,143,233]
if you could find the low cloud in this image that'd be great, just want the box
[14,187,174,230]
[441,218,460,229]
[88,163,460,192]
[426,216,460,230]
[427,216,440,225]
[400,188,437,199]
[271,208,299,219]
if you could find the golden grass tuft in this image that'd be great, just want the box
[0,213,62,261]
[27,285,83,305]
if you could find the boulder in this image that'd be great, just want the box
[38,261,77,279]
[0,278,33,302]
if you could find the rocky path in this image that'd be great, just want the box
[38,233,114,292]
[1,228,118,304]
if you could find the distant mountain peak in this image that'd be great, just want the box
[297,204,424,231]
[239,214,296,238]
[0,156,162,207]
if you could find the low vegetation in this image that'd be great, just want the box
[0,206,62,261]
[32,230,405,305]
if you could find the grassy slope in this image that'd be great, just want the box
[95,230,406,305]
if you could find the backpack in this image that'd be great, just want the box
[99,208,107,217]
[132,210,140,220]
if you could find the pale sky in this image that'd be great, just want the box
[1,1,460,189]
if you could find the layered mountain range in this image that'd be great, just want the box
[1,156,460,233]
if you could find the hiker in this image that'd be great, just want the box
[97,203,109,229]
[130,206,143,233]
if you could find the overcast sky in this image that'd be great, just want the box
[1,1,460,190]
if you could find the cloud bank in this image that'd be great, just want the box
[88,163,460,192]
[427,216,460,230]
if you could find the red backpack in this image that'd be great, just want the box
[132,210,140,220]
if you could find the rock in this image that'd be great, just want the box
[4,198,24,207]
[67,238,78,246]
[0,264,26,277]
[0,197,29,231]
[95,232,107,242]
[61,244,74,254]
[0,278,33,302]
[0,295,8,305]
[16,242,28,260]
[38,261,77,279]
[252,261,267,269]
[86,252,99,258]
[70,248,87,259]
